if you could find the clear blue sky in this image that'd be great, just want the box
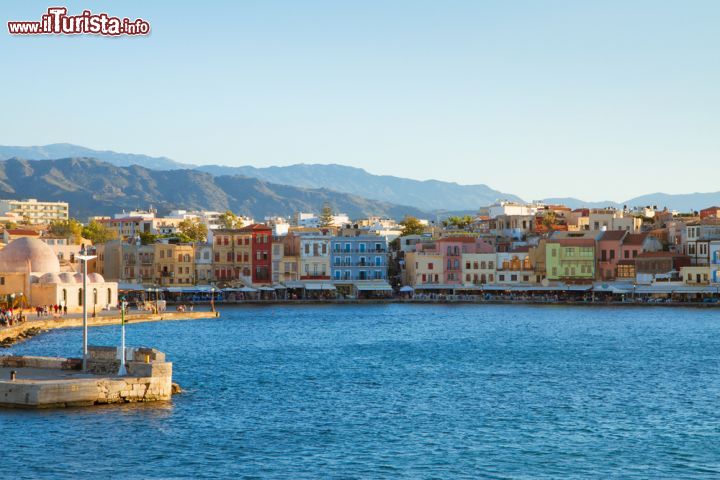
[2,1,718,201]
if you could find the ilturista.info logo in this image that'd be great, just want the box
[8,7,150,36]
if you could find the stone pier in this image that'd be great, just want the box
[0,346,174,408]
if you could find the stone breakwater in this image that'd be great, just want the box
[0,310,219,346]
[0,346,174,408]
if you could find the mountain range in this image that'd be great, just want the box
[0,157,427,220]
[0,144,718,213]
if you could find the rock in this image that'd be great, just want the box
[171,382,183,395]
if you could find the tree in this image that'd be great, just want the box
[399,216,425,236]
[542,211,557,230]
[49,218,84,244]
[218,210,239,229]
[139,231,160,245]
[318,202,334,227]
[445,215,474,229]
[178,218,208,242]
[81,220,118,244]
[3,221,16,230]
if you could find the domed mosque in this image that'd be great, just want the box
[0,237,118,311]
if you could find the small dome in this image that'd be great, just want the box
[87,273,105,283]
[29,275,40,284]
[0,238,60,273]
[59,272,76,284]
[74,273,84,283]
[39,273,63,284]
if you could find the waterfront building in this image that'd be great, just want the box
[545,231,601,282]
[211,229,251,284]
[330,235,389,282]
[405,251,443,287]
[596,230,628,281]
[299,233,331,280]
[635,252,691,284]
[153,242,195,286]
[194,243,213,284]
[680,265,711,285]
[95,240,154,286]
[496,246,536,284]
[242,224,272,285]
[461,252,496,285]
[709,241,720,283]
[276,234,300,283]
[0,237,117,311]
[0,198,69,225]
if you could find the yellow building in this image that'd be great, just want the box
[153,243,195,286]
[211,229,252,284]
[461,253,496,285]
[546,232,600,281]
[681,266,711,285]
[405,252,443,286]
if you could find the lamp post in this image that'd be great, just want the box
[92,288,97,318]
[118,297,128,376]
[77,245,97,370]
[210,287,216,313]
[154,287,159,314]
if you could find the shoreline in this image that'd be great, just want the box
[190,298,720,308]
[0,310,219,346]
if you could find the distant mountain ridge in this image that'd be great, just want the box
[0,143,193,170]
[1,144,719,212]
[0,157,428,220]
[195,163,523,211]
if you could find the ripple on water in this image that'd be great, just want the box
[3,304,720,478]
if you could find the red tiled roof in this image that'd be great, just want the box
[6,229,40,236]
[599,230,627,241]
[623,233,647,246]
[510,245,531,253]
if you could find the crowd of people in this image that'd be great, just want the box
[0,308,24,327]
[34,304,68,317]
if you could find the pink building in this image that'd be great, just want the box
[597,230,628,280]
[417,237,494,284]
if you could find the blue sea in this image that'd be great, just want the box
[3,304,720,479]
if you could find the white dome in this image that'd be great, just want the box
[87,273,105,283]
[39,272,63,284]
[59,272,76,284]
[0,238,60,273]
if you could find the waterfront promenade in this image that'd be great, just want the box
[0,309,218,345]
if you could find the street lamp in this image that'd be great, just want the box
[118,296,128,376]
[92,288,97,318]
[77,245,97,370]
[210,287,216,313]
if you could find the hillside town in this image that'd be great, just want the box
[0,197,719,309]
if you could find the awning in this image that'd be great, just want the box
[258,286,275,291]
[355,281,392,292]
[118,282,145,291]
[399,286,414,292]
[305,283,336,290]
[283,281,305,289]
[239,286,258,293]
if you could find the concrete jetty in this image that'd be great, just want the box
[0,346,175,408]
[0,310,218,346]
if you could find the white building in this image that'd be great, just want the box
[0,198,69,225]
